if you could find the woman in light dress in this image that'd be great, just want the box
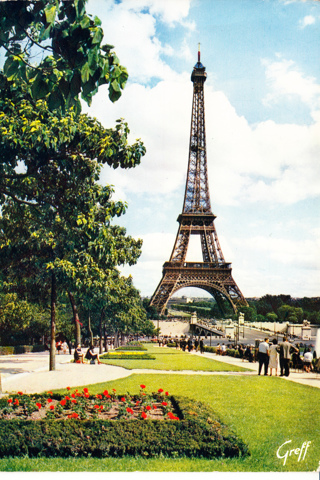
[269,338,279,376]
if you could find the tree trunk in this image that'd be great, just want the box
[68,291,81,346]
[49,273,56,371]
[103,323,108,352]
[99,309,105,354]
[88,310,93,345]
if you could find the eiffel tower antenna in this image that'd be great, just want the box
[150,49,248,315]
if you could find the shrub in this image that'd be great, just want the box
[0,345,45,355]
[115,346,147,351]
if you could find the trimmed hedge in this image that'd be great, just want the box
[0,345,46,355]
[115,346,147,351]
[0,395,249,459]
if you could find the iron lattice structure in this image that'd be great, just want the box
[150,50,248,315]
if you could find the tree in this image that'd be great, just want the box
[0,0,128,112]
[0,1,147,370]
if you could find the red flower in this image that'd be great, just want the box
[60,399,66,406]
[165,392,169,396]
[7,399,12,404]
[83,388,89,394]
[84,393,90,398]
[47,391,53,395]
[158,388,164,393]
[71,393,76,398]
[17,391,23,395]
[136,401,140,406]
[47,398,53,403]
[96,394,102,400]
[71,399,77,404]
[67,386,71,390]
[126,407,134,414]
[13,399,19,406]
[103,390,109,396]
[100,405,104,410]
[36,403,41,409]
[112,388,116,392]
[121,397,126,402]
[153,405,157,410]
[141,412,147,419]
[167,412,179,421]
[161,402,168,407]
[68,412,79,419]
[94,405,100,409]
[65,396,70,401]
[140,384,146,389]
[146,405,152,411]
[49,405,54,410]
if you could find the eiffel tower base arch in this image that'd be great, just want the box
[150,262,248,316]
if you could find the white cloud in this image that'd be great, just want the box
[262,57,320,109]
[299,15,316,28]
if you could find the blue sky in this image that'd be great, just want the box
[83,0,320,299]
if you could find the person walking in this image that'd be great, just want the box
[279,336,298,377]
[199,338,204,354]
[258,338,269,375]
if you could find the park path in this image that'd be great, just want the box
[0,348,319,394]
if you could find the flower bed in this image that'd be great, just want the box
[0,385,249,459]
[100,351,155,360]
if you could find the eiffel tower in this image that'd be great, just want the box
[150,47,248,315]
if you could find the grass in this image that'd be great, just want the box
[0,347,319,472]
[100,344,249,372]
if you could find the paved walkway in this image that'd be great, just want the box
[0,348,319,395]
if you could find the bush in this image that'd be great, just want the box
[166,343,177,348]
[203,346,217,354]
[115,346,147,351]
[0,394,249,459]
[0,345,45,355]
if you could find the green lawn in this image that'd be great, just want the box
[100,344,249,372]
[0,348,319,472]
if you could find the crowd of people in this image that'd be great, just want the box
[157,336,205,354]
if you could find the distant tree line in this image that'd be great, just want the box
[170,295,320,325]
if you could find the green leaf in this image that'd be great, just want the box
[81,62,91,83]
[44,5,56,25]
